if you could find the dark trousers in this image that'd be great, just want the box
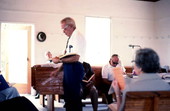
[102,83,113,104]
[63,62,84,111]
[87,86,98,111]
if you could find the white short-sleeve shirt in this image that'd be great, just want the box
[65,29,86,62]
[102,61,126,81]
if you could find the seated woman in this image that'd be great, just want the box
[0,74,20,102]
[112,48,170,111]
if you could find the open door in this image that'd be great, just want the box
[1,23,33,94]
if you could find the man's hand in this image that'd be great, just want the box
[50,65,63,77]
[52,56,60,64]
[50,70,58,77]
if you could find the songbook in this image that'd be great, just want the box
[59,53,77,59]
[82,74,95,83]
[0,74,10,91]
[113,67,125,90]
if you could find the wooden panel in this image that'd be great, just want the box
[31,65,64,95]
[124,91,170,111]
[32,65,132,95]
[91,66,103,90]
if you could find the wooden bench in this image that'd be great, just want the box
[123,91,170,111]
[31,65,63,111]
[91,66,133,103]
[31,65,133,110]
[92,66,133,90]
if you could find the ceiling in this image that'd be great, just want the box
[138,0,160,2]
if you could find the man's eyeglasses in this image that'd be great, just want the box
[112,62,118,65]
[62,25,69,30]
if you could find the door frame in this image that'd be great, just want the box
[0,23,34,94]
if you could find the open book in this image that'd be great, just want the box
[0,75,10,91]
[113,67,125,90]
[82,74,95,83]
[59,53,77,59]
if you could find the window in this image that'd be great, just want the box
[85,17,111,66]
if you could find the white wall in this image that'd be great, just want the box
[155,0,170,67]
[0,0,169,67]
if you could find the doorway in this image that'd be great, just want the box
[1,23,34,94]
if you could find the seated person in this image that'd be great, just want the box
[0,74,20,102]
[82,62,98,111]
[101,54,126,104]
[112,48,170,111]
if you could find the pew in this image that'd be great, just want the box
[31,65,133,110]
[123,91,170,111]
[31,65,63,111]
[92,66,133,104]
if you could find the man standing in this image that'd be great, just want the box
[61,17,86,111]
[60,17,100,111]
[52,17,98,111]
